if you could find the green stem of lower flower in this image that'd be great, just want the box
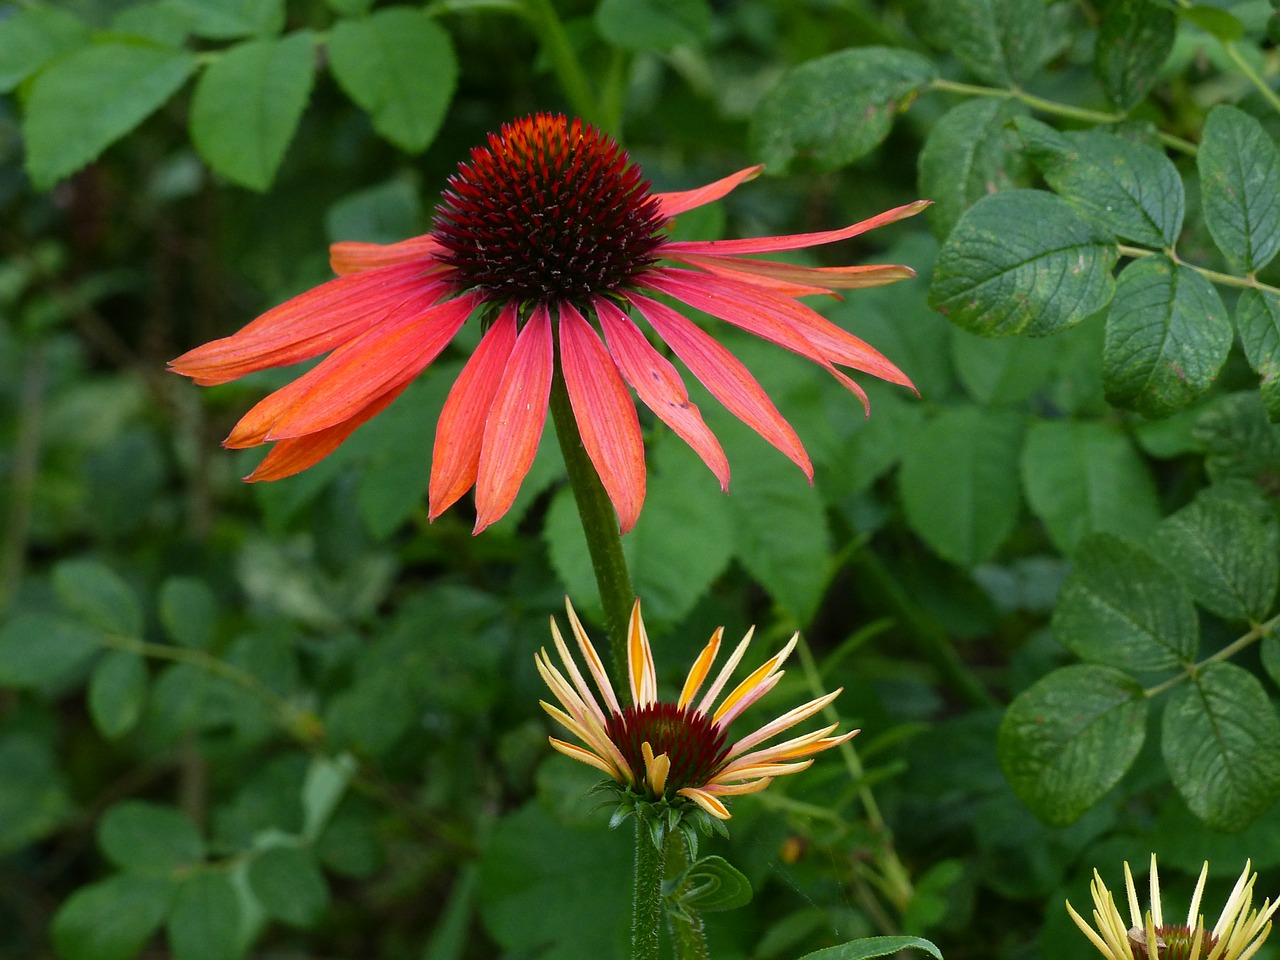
[632,819,665,960]
[522,0,602,127]
[548,367,637,681]
[664,830,710,960]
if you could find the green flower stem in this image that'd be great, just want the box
[523,0,602,127]
[664,830,710,960]
[548,367,637,681]
[632,820,666,960]
[928,78,1199,156]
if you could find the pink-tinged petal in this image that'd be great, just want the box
[725,689,843,758]
[428,304,518,520]
[663,199,930,256]
[237,292,478,444]
[675,787,732,819]
[559,303,646,534]
[653,165,764,219]
[696,779,774,798]
[244,380,411,482]
[628,292,813,480]
[712,633,798,727]
[669,253,915,291]
[649,267,914,391]
[548,737,629,781]
[169,262,446,385]
[564,599,625,718]
[595,297,730,491]
[329,236,444,275]
[696,627,755,717]
[473,305,554,533]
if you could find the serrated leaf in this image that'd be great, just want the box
[595,0,711,51]
[999,664,1147,826]
[1198,105,1280,273]
[0,6,89,93]
[167,871,241,960]
[934,0,1046,85]
[917,98,1028,237]
[89,651,148,739]
[1095,0,1176,109]
[1052,533,1198,672]
[1103,256,1231,418]
[1020,420,1161,554]
[24,42,197,190]
[189,31,315,190]
[164,0,284,39]
[54,559,142,635]
[1235,287,1280,420]
[899,408,1024,566]
[1016,118,1184,247]
[930,190,1118,337]
[248,846,328,928]
[799,935,943,960]
[1153,483,1279,622]
[100,801,205,873]
[328,9,457,153]
[751,47,936,174]
[52,874,175,960]
[1162,662,1280,830]
[159,577,217,649]
[0,612,100,687]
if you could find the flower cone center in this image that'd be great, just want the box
[606,701,730,799]
[1128,924,1218,960]
[431,114,667,307]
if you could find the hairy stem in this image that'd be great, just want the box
[632,819,665,960]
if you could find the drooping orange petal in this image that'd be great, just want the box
[628,292,813,480]
[653,165,763,219]
[244,380,411,481]
[428,304,518,520]
[559,302,646,534]
[594,297,729,492]
[169,262,444,385]
[242,292,478,443]
[669,253,915,291]
[329,235,444,275]
[473,304,554,534]
[663,199,930,256]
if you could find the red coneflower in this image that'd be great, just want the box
[170,114,925,533]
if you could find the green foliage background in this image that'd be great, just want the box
[2,0,1280,958]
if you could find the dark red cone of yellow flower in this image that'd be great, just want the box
[169,114,927,534]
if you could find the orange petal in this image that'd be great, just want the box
[559,302,646,534]
[329,235,444,275]
[473,305,554,533]
[627,292,813,481]
[669,253,915,291]
[428,304,519,520]
[594,297,729,492]
[653,165,763,219]
[169,262,444,385]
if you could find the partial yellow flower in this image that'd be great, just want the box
[535,598,857,819]
[1067,854,1278,960]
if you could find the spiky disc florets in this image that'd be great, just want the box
[606,701,730,798]
[431,114,667,307]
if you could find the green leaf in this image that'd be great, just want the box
[1198,105,1280,273]
[167,871,242,960]
[917,98,1028,238]
[1020,419,1161,554]
[798,935,944,960]
[1016,118,1184,247]
[999,665,1147,826]
[952,327,1059,405]
[1235,287,1280,420]
[54,559,142,635]
[159,577,217,649]
[595,0,712,51]
[1102,256,1231,418]
[930,190,1118,337]
[89,651,148,739]
[300,753,358,841]
[0,612,100,687]
[189,31,316,191]
[326,0,374,14]
[1263,625,1280,688]
[164,0,284,39]
[1162,662,1280,830]
[248,846,329,928]
[0,733,74,854]
[326,176,422,246]
[1153,483,1279,622]
[751,47,936,174]
[1095,0,1176,109]
[100,801,205,873]
[933,0,1046,85]
[112,3,193,46]
[53,874,174,960]
[329,8,457,154]
[1052,533,1198,672]
[1178,4,1245,40]
[1193,392,1280,485]
[899,408,1024,566]
[0,6,89,93]
[24,42,197,190]
[670,856,752,915]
